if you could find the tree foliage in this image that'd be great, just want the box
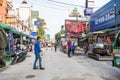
[55,30,65,41]
[37,17,45,39]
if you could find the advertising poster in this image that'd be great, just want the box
[65,20,85,38]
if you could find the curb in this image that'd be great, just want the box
[0,65,9,72]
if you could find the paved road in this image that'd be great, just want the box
[0,48,120,80]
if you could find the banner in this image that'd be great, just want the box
[65,20,85,38]
[90,0,120,32]
[31,11,39,18]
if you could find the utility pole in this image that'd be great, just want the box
[114,0,117,28]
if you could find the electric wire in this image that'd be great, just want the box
[48,0,85,8]
[48,0,102,8]
[28,0,68,11]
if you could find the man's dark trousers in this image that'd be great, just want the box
[68,48,71,57]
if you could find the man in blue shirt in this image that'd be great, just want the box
[71,42,76,55]
[33,37,45,70]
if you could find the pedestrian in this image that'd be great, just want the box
[54,43,57,52]
[71,42,76,55]
[84,43,89,54]
[33,37,45,70]
[46,42,48,50]
[7,29,14,55]
[67,39,72,57]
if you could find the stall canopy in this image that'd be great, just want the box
[0,22,10,30]
[10,27,20,35]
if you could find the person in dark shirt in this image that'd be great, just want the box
[67,39,72,57]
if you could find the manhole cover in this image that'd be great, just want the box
[25,75,35,78]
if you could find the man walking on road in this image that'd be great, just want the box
[33,37,45,70]
[54,42,57,52]
[67,39,72,57]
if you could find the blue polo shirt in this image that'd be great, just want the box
[34,41,41,54]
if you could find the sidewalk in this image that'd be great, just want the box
[0,48,120,80]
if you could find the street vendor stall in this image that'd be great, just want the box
[87,31,113,60]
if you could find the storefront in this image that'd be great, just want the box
[90,0,120,63]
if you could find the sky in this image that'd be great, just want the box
[12,0,111,38]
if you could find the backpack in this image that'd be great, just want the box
[0,27,8,49]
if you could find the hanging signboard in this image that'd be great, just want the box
[84,8,93,15]
[34,21,42,26]
[31,10,39,19]
[69,7,80,17]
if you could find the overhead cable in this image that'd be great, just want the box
[35,0,69,8]
[28,0,68,11]
[48,0,85,8]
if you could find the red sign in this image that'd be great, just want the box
[65,20,85,38]
[66,33,81,38]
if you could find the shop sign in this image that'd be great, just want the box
[6,18,17,23]
[90,0,120,32]
[34,21,42,26]
[84,8,93,15]
[69,7,80,17]
[31,10,39,18]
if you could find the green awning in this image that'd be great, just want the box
[80,37,87,41]
[104,27,120,32]
[0,22,10,30]
[21,32,27,36]
[11,28,20,35]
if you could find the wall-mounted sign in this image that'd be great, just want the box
[90,0,120,32]
[6,18,17,24]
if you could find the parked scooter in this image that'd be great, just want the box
[11,45,27,65]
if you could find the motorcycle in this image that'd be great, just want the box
[11,46,27,65]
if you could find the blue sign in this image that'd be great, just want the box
[34,21,42,26]
[31,32,37,36]
[90,0,120,32]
